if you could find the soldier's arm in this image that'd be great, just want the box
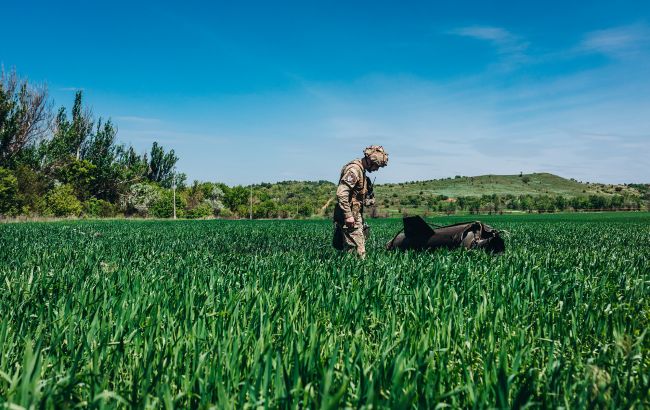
[336,183,354,219]
[336,165,362,220]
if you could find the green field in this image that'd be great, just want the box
[1,213,649,408]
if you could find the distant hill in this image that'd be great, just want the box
[251,173,647,217]
[375,172,641,198]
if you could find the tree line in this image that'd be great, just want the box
[0,69,185,217]
[0,69,334,219]
[402,193,647,215]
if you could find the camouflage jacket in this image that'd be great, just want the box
[334,159,368,222]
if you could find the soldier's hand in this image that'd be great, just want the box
[345,217,355,228]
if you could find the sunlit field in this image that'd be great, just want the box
[1,213,648,408]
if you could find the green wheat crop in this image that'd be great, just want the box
[0,213,648,408]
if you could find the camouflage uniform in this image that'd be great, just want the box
[333,159,369,257]
[332,146,388,258]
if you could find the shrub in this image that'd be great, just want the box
[150,190,186,218]
[297,204,313,218]
[219,207,234,219]
[45,184,82,217]
[254,200,278,219]
[0,167,19,216]
[126,183,161,216]
[14,164,50,215]
[83,198,116,217]
[186,202,213,219]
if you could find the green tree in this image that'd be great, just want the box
[0,69,50,168]
[225,185,249,213]
[456,196,467,211]
[56,158,96,200]
[588,195,608,210]
[0,167,19,215]
[81,119,120,201]
[480,194,499,214]
[465,197,481,214]
[442,200,457,215]
[117,146,148,177]
[47,91,93,167]
[147,142,178,188]
[186,180,205,210]
[610,194,624,210]
[534,195,555,212]
[111,145,152,211]
[570,196,589,210]
[186,181,224,217]
[297,204,313,218]
[254,199,278,218]
[520,195,534,212]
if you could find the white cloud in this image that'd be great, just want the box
[449,25,529,55]
[580,24,650,58]
[448,25,531,71]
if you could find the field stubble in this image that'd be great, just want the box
[0,213,648,408]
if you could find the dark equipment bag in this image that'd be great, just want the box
[386,216,505,253]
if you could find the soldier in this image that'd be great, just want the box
[332,145,389,258]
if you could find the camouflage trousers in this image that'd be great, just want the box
[332,221,369,258]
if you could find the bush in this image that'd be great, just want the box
[45,184,82,217]
[83,198,116,217]
[14,164,50,215]
[126,183,161,216]
[297,204,313,218]
[186,202,213,219]
[150,190,186,218]
[0,167,19,216]
[219,207,234,219]
[253,200,279,218]
[235,204,250,218]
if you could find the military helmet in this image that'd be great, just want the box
[363,145,389,167]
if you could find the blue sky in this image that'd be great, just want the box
[2,0,649,184]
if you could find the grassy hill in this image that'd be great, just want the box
[249,173,647,217]
[375,172,640,198]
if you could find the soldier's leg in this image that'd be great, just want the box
[349,208,366,258]
[342,226,366,258]
[341,227,355,254]
[349,227,366,258]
